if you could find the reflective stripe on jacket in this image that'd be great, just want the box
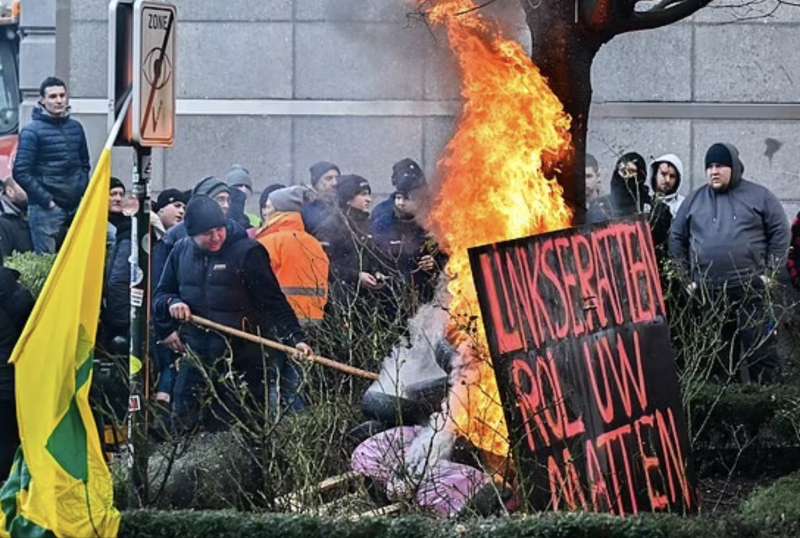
[256,212,329,322]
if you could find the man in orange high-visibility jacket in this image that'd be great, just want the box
[256,185,329,325]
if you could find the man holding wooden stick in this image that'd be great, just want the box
[154,195,313,429]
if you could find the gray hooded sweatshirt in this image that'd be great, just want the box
[650,153,686,217]
[669,143,789,288]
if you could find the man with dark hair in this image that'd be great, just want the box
[13,76,90,253]
[154,196,312,426]
[650,154,685,217]
[671,143,789,383]
[585,153,602,205]
[302,161,340,235]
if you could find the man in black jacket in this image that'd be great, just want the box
[154,196,312,428]
[0,261,36,480]
[12,77,90,254]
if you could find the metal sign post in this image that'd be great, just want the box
[109,0,177,507]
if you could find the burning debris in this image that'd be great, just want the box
[420,0,574,457]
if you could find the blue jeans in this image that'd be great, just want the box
[28,204,74,254]
[268,351,306,413]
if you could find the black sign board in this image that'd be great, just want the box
[468,217,696,515]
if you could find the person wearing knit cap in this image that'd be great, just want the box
[109,177,125,215]
[258,183,287,224]
[302,162,340,236]
[192,175,231,217]
[153,188,188,231]
[309,161,340,194]
[372,158,426,231]
[225,164,253,195]
[256,186,329,410]
[154,195,313,427]
[372,168,443,311]
[224,165,259,229]
[670,142,789,383]
[315,175,390,302]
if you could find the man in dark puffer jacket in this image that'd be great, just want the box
[13,77,90,254]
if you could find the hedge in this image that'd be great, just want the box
[118,464,800,538]
[119,508,794,538]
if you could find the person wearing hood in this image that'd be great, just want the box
[13,77,90,254]
[587,152,672,250]
[650,154,686,217]
[0,177,33,258]
[154,196,313,427]
[224,164,259,229]
[256,185,329,412]
[302,161,340,236]
[670,143,789,383]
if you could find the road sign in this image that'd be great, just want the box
[132,0,176,147]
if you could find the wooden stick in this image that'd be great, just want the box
[351,502,404,519]
[276,471,361,512]
[190,315,379,381]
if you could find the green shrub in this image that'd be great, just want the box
[742,472,800,535]
[118,509,800,538]
[4,251,56,298]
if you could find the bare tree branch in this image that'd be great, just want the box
[612,0,714,34]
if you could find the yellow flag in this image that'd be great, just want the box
[0,147,121,537]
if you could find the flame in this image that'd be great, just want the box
[421,0,573,455]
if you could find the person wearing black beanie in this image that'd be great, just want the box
[154,194,313,429]
[184,195,227,239]
[670,142,789,383]
[314,174,391,305]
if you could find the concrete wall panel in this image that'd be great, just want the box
[73,0,292,22]
[423,116,456,181]
[695,24,800,102]
[176,22,293,99]
[295,0,407,22]
[691,120,800,201]
[592,24,693,102]
[292,116,423,197]
[295,22,428,100]
[163,115,292,194]
[68,21,106,98]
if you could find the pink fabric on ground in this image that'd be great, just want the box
[351,426,492,517]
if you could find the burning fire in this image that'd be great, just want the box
[421,0,573,455]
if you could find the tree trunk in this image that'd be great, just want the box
[525,5,603,225]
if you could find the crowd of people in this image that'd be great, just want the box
[1,76,800,479]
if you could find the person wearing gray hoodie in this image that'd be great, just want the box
[670,142,789,383]
[650,153,685,217]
